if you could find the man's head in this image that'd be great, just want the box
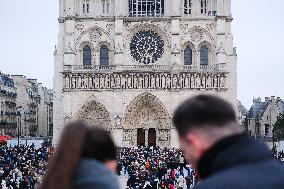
[173,95,241,168]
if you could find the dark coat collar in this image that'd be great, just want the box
[197,134,273,179]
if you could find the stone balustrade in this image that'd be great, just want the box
[63,63,227,73]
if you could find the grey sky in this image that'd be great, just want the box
[0,0,283,109]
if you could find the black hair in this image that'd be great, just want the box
[82,126,117,162]
[173,95,236,136]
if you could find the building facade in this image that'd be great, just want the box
[54,0,237,147]
[246,97,284,140]
[12,76,53,137]
[0,73,18,136]
[38,85,54,137]
[237,100,247,130]
[12,76,40,137]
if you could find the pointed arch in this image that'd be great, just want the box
[182,41,196,65]
[122,93,171,147]
[83,45,92,65]
[100,45,109,66]
[75,99,113,131]
[198,41,212,65]
[123,93,171,130]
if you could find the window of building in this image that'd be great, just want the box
[82,0,90,14]
[265,124,270,135]
[257,125,260,134]
[83,46,92,65]
[200,47,208,65]
[129,0,164,17]
[184,0,192,15]
[201,0,207,14]
[102,0,110,16]
[100,45,109,66]
[184,47,193,65]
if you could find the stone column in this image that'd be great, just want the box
[210,0,213,16]
[145,129,149,146]
[65,0,76,17]
[53,22,65,146]
[112,128,123,147]
[224,0,231,16]
[196,0,199,15]
[114,19,124,66]
[171,0,180,16]
[170,128,180,148]
[115,0,122,16]
[171,18,181,65]
[217,0,224,16]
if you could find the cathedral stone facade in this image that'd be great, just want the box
[53,0,237,147]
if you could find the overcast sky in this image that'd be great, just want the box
[0,0,283,109]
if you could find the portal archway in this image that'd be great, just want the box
[123,93,171,147]
[75,100,113,131]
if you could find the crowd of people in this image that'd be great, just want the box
[0,145,51,189]
[0,144,283,189]
[0,144,282,189]
[118,147,198,189]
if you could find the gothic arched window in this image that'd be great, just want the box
[184,0,192,14]
[101,0,110,16]
[200,47,209,65]
[83,45,92,65]
[100,45,109,66]
[184,47,193,65]
[201,0,207,14]
[82,0,90,14]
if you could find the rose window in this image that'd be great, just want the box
[130,30,165,64]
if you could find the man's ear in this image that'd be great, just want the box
[186,132,208,159]
[105,160,117,173]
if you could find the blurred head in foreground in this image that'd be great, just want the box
[173,95,241,168]
[41,121,119,189]
[173,95,284,189]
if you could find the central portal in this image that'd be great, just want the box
[123,93,171,147]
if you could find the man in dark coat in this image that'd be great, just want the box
[173,95,284,189]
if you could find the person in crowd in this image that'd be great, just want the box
[173,94,284,189]
[274,150,284,163]
[40,121,120,189]
[185,174,193,189]
[119,146,194,189]
[0,144,49,189]
[176,175,186,189]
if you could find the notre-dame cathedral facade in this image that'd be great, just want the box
[53,0,237,147]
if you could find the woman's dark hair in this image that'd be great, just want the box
[40,121,117,189]
[82,124,117,162]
